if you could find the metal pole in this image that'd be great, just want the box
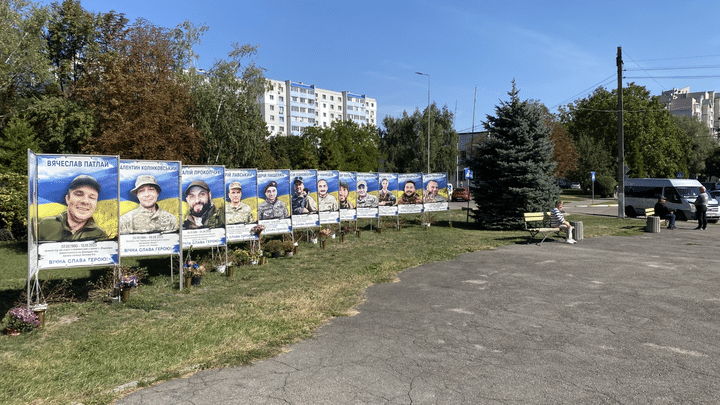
[617,46,625,218]
[415,72,431,173]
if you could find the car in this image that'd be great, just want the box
[451,187,472,202]
[710,189,720,202]
[570,182,581,189]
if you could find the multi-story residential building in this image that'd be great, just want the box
[659,87,718,136]
[259,79,377,137]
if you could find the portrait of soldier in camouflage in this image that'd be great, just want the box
[119,175,178,234]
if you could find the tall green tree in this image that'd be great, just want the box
[0,0,51,120]
[303,120,380,172]
[267,134,317,169]
[45,0,95,95]
[469,82,559,229]
[25,95,94,153]
[0,116,38,173]
[672,115,715,178]
[189,43,270,167]
[561,83,688,179]
[381,103,458,174]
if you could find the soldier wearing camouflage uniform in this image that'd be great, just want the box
[258,181,289,220]
[225,181,254,224]
[120,175,178,234]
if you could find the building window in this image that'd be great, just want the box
[270,115,275,121]
[330,96,334,101]
[271,126,275,131]
[322,94,326,99]
[269,95,274,100]
[270,105,274,111]
[279,96,284,102]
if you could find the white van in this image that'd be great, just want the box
[624,178,720,222]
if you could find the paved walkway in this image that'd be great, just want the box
[118,208,720,404]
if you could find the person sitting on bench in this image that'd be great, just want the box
[654,196,676,230]
[551,200,576,244]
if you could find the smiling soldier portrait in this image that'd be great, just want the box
[119,175,178,234]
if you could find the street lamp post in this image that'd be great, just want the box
[415,72,430,173]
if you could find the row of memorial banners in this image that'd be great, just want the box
[27,152,450,275]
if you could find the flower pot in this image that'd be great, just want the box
[285,251,294,258]
[259,256,266,265]
[121,288,131,302]
[271,251,281,258]
[33,306,47,329]
[184,276,192,288]
[191,276,202,286]
[226,266,234,278]
[321,239,326,249]
[216,264,226,274]
[311,238,318,244]
[330,234,336,239]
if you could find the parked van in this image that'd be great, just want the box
[624,178,720,222]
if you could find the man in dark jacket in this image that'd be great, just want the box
[654,196,676,230]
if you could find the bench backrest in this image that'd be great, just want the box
[523,212,552,228]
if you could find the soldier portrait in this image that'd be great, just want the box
[119,175,178,234]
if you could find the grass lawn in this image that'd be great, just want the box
[1,210,644,405]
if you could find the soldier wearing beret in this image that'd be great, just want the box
[38,174,109,242]
[119,175,178,234]
[183,180,224,229]
[258,181,289,220]
[226,181,254,224]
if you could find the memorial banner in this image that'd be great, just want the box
[181,165,225,248]
[289,170,319,229]
[356,172,379,219]
[397,173,424,214]
[27,150,38,278]
[225,169,258,242]
[257,170,291,235]
[317,170,340,224]
[119,160,181,257]
[338,171,357,221]
[36,154,119,269]
[422,173,450,212]
[378,173,398,217]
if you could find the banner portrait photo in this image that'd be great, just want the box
[181,165,225,248]
[338,171,357,221]
[356,172,379,219]
[257,170,291,235]
[290,169,319,229]
[378,173,398,217]
[397,173,424,214]
[119,160,181,257]
[423,173,450,212]
[317,170,340,224]
[225,169,258,242]
[35,154,119,269]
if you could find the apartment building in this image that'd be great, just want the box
[659,87,718,136]
[259,79,377,137]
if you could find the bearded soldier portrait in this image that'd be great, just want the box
[398,180,423,204]
[120,175,178,234]
[182,180,224,229]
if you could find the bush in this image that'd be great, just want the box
[595,174,617,198]
[0,172,27,240]
[263,239,283,254]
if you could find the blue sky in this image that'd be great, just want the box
[44,0,720,133]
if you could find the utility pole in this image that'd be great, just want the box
[617,46,625,218]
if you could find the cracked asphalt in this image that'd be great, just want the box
[117,206,720,404]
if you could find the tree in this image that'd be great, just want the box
[561,83,688,179]
[0,0,51,122]
[45,0,95,95]
[189,43,270,167]
[0,116,38,173]
[672,115,716,178]
[25,95,94,153]
[468,82,559,229]
[267,134,317,169]
[303,120,380,172]
[381,103,458,174]
[77,18,202,161]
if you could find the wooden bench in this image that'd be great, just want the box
[523,212,562,245]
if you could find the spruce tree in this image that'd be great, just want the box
[469,82,559,229]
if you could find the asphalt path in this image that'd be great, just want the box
[117,199,720,404]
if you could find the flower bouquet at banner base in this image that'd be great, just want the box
[3,307,40,334]
[118,274,139,290]
[319,227,333,238]
[252,224,265,237]
[183,261,207,277]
